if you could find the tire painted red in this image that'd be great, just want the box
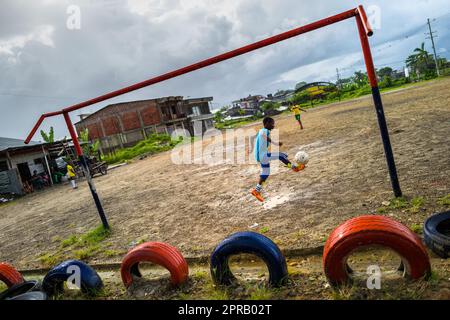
[323,215,431,286]
[120,242,188,288]
[0,263,24,288]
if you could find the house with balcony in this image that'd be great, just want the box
[74,96,214,153]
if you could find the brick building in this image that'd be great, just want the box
[74,96,214,153]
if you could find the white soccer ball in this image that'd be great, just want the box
[294,151,309,165]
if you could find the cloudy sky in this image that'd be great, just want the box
[0,0,449,140]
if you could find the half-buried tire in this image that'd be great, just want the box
[121,242,189,288]
[424,210,450,258]
[42,260,103,296]
[8,291,48,300]
[0,280,41,300]
[210,231,288,287]
[0,263,24,288]
[323,215,431,287]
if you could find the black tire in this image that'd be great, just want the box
[424,210,450,258]
[210,231,288,287]
[7,291,48,300]
[100,166,107,175]
[0,280,41,300]
[42,260,103,296]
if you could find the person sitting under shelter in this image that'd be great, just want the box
[30,170,45,190]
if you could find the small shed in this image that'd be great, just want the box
[0,137,52,195]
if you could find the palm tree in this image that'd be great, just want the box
[413,42,430,66]
[406,43,434,77]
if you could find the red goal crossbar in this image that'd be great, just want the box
[24,5,402,228]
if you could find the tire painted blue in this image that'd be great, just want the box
[210,231,288,286]
[8,291,48,300]
[424,210,450,258]
[42,260,103,296]
[0,280,41,300]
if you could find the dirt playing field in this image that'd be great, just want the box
[0,77,449,283]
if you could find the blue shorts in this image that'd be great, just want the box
[259,152,289,180]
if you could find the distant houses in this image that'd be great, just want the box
[224,91,293,119]
[227,95,266,117]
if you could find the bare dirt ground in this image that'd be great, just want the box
[0,78,449,292]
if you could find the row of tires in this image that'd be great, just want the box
[1,211,449,299]
[0,260,103,300]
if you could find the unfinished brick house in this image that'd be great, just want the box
[74,96,214,153]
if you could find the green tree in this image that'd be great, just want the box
[79,128,100,156]
[290,91,310,105]
[40,127,54,143]
[260,101,280,112]
[353,71,368,87]
[295,81,307,91]
[377,67,393,79]
[406,42,435,78]
[214,111,224,123]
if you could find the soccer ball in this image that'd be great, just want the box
[294,151,309,165]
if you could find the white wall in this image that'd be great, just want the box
[9,150,47,175]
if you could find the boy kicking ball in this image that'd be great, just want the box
[251,117,305,202]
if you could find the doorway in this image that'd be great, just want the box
[17,162,32,182]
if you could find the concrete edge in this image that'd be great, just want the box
[18,245,324,275]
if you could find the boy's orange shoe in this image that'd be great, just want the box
[292,164,305,172]
[251,189,264,202]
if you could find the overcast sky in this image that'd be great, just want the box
[0,0,449,140]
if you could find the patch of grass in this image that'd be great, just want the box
[79,225,111,246]
[377,207,387,214]
[259,227,270,234]
[136,238,146,245]
[0,282,7,292]
[378,196,427,214]
[409,223,423,234]
[389,197,408,209]
[214,115,263,130]
[103,134,181,164]
[103,249,125,258]
[61,235,78,248]
[74,245,101,260]
[248,285,273,300]
[331,285,356,300]
[192,270,209,280]
[203,283,229,300]
[427,270,441,286]
[409,196,425,213]
[39,252,63,268]
[437,194,450,206]
[51,236,62,243]
[177,292,193,300]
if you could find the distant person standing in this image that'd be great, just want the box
[289,102,307,129]
[66,162,78,189]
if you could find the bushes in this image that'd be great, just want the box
[214,115,262,130]
[103,134,181,164]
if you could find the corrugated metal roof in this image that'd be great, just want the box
[0,137,43,153]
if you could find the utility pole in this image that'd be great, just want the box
[426,18,440,76]
[336,68,342,101]
[336,68,341,89]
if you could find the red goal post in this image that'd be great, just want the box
[24,5,402,227]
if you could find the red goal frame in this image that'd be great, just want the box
[25,5,402,228]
